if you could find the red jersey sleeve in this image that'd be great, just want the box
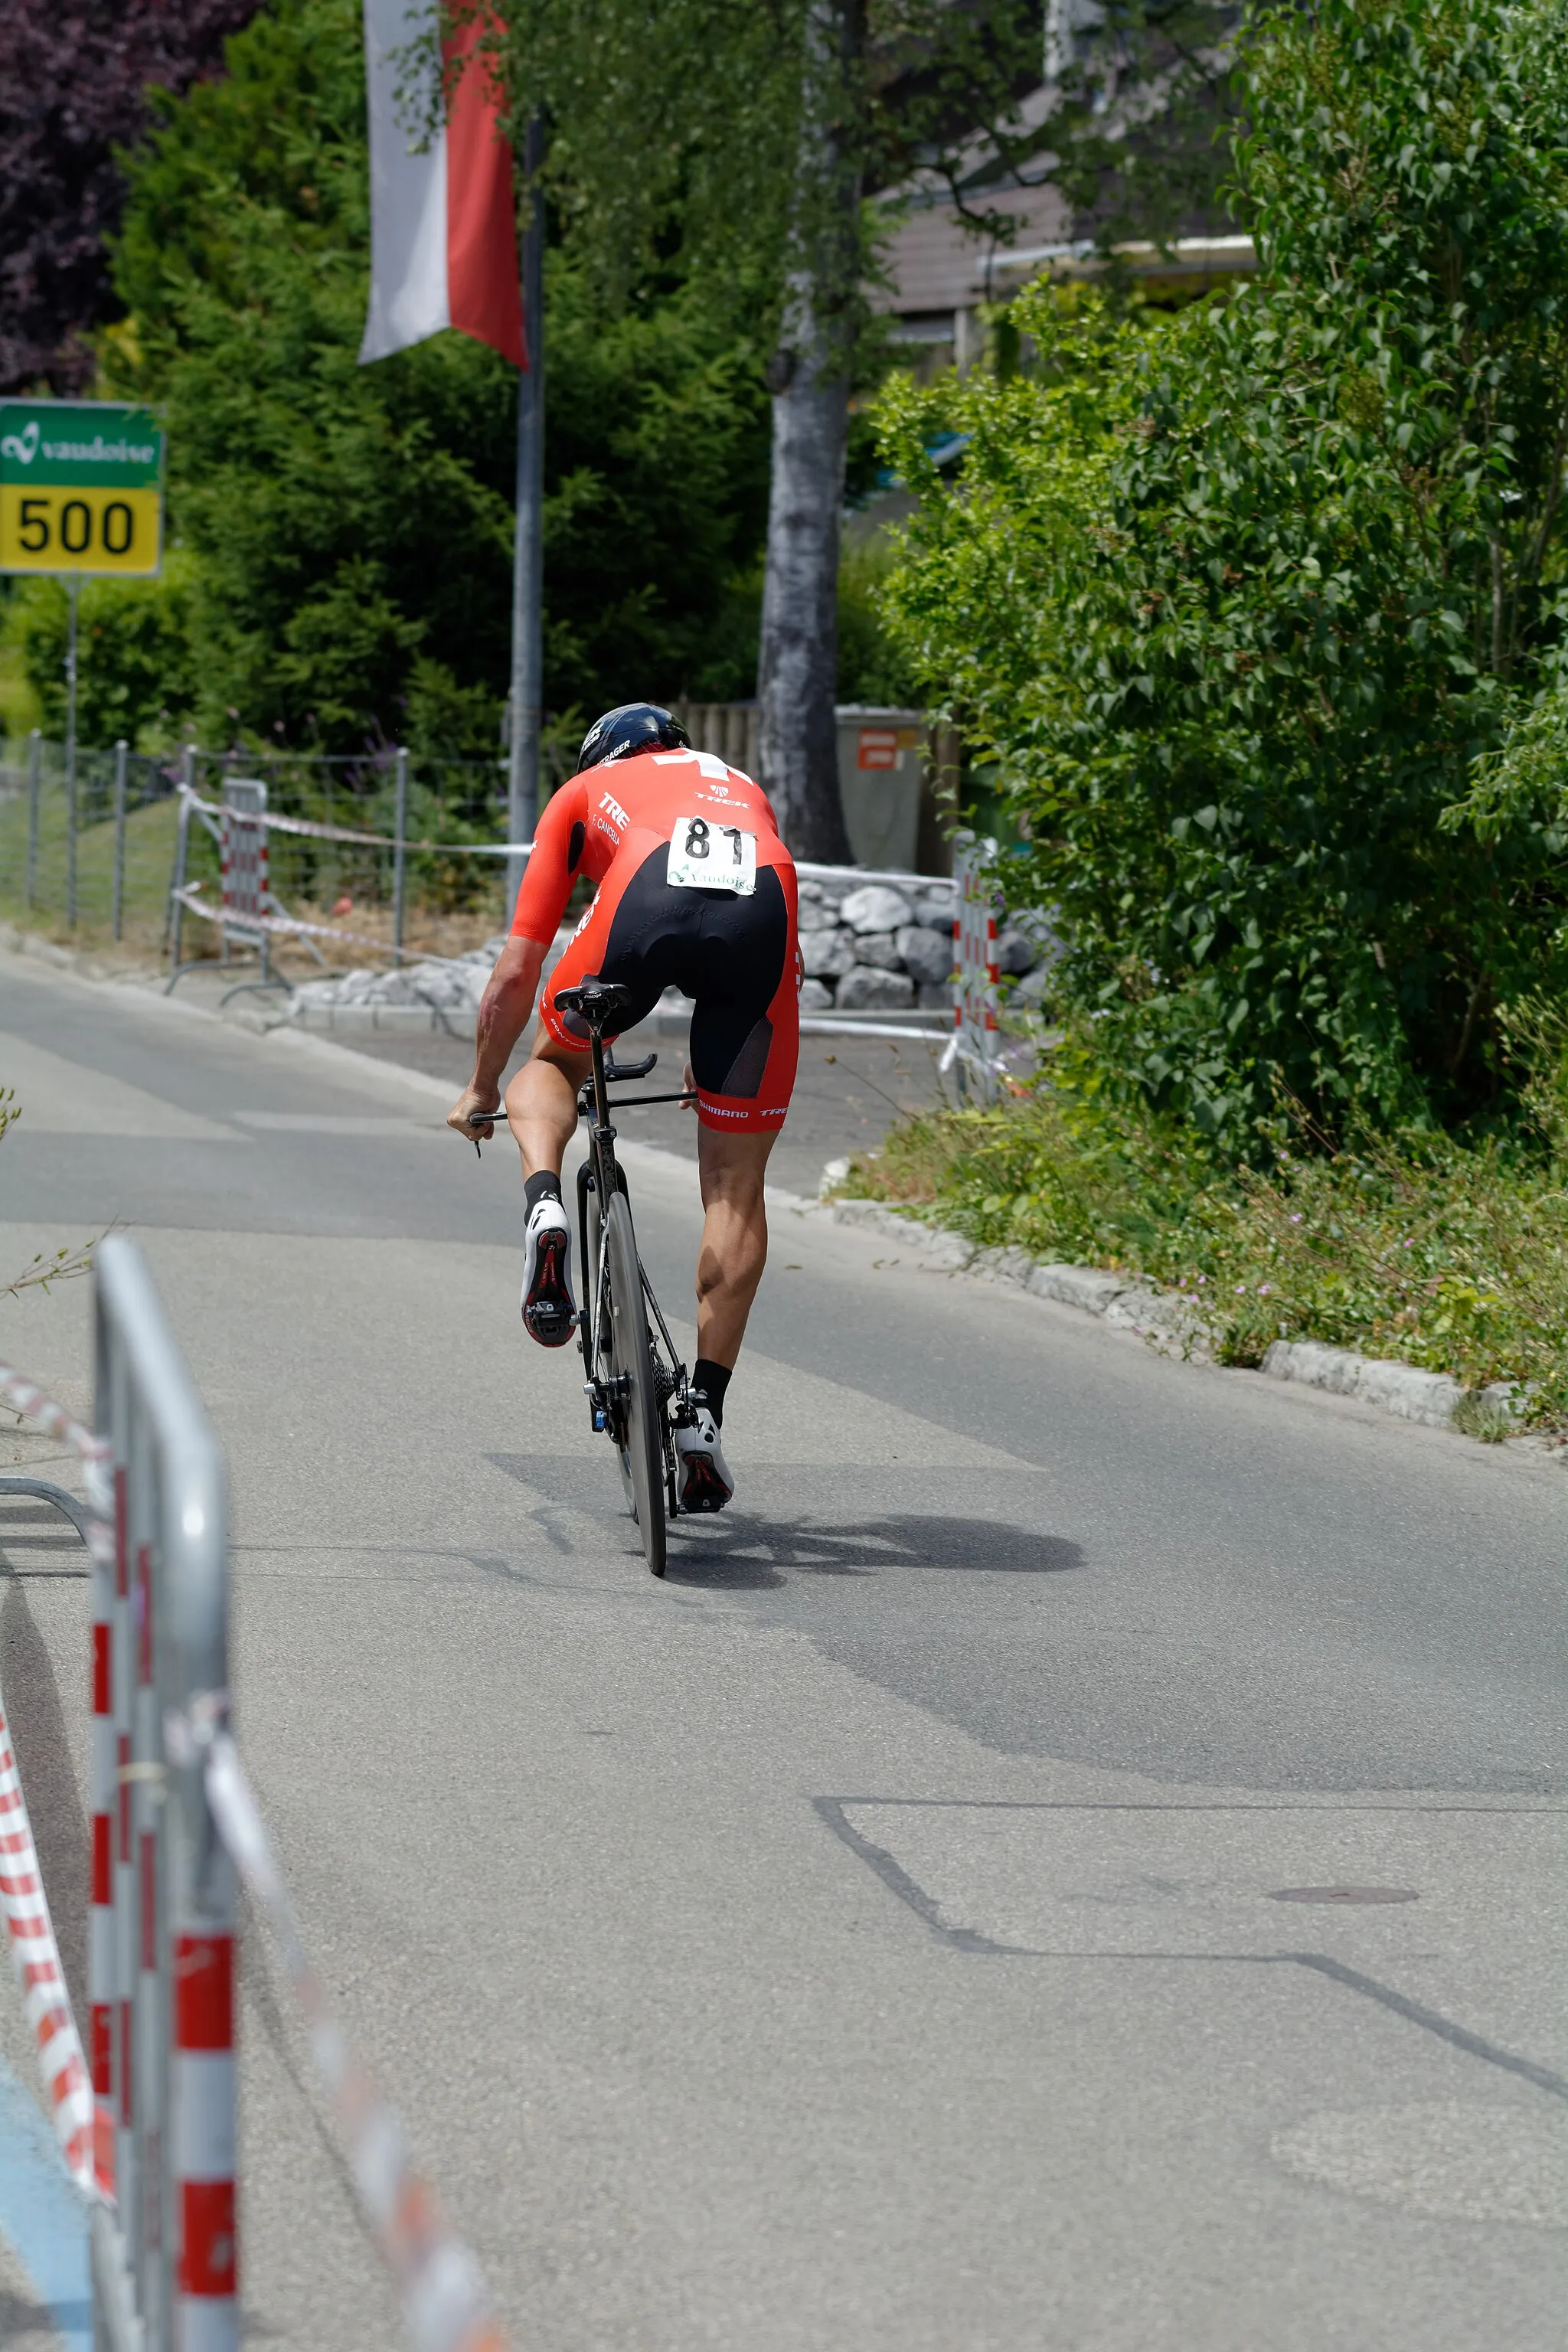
[510,779,586,946]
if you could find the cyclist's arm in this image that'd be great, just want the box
[448,937,547,1133]
[448,786,581,1135]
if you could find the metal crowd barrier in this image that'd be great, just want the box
[945,831,1003,1102]
[0,1236,511,2352]
[92,1233,237,2350]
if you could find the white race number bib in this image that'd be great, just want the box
[666,815,757,895]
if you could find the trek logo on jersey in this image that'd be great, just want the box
[598,789,631,831]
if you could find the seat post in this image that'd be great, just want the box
[587,1019,614,1145]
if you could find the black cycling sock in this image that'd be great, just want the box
[691,1358,731,1426]
[524,1171,563,1216]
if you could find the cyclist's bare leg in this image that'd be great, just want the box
[505,1032,590,1178]
[694,1125,777,1367]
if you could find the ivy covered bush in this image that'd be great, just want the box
[877,0,1568,1153]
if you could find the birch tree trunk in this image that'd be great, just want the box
[756,0,863,864]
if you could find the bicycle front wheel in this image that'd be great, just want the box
[604,1188,666,1577]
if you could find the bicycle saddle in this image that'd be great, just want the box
[555,977,634,1027]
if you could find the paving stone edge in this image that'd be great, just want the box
[820,1194,1527,1440]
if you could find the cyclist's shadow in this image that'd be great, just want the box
[663,1513,1084,1590]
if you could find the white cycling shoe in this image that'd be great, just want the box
[675,1407,735,1512]
[521,1196,576,1348]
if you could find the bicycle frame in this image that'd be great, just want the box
[575,1021,694,1502]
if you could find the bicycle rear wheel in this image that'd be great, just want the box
[604,1188,666,1576]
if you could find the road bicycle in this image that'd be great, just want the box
[481,978,693,1577]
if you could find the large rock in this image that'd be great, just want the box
[994,927,1037,977]
[289,955,487,1013]
[291,977,348,1012]
[854,929,903,969]
[799,977,834,1011]
[803,871,853,913]
[800,925,856,978]
[897,924,954,987]
[403,960,485,1010]
[840,882,913,934]
[837,965,915,1011]
[914,887,957,929]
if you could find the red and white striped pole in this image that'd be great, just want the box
[89,1467,121,2200]
[113,1441,139,2272]
[133,1528,168,2337]
[172,1922,237,2347]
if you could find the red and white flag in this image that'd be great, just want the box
[360,1,526,368]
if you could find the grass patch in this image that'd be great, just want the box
[844,1066,1568,1430]
[0,786,186,957]
[0,779,509,966]
[1450,1390,1517,1443]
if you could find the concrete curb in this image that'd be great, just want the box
[821,1195,1521,1439]
[284,1001,474,1037]
[0,918,132,985]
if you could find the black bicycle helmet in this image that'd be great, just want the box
[576,701,690,774]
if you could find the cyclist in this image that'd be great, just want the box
[447,702,801,1513]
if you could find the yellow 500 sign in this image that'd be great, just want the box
[0,485,162,575]
[0,401,164,579]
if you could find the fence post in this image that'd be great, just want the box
[167,746,197,970]
[65,580,80,927]
[24,727,41,908]
[392,744,410,958]
[112,741,129,941]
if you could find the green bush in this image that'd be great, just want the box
[8,561,198,746]
[849,1037,1568,1425]
[877,0,1568,1152]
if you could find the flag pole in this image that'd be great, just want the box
[507,114,545,917]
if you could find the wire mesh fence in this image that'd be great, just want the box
[181,746,521,965]
[0,733,184,955]
[0,734,560,966]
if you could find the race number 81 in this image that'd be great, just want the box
[0,485,162,576]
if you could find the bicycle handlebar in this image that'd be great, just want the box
[464,1092,696,1127]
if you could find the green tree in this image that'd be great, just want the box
[8,560,198,745]
[879,0,1568,1149]
[104,0,772,753]
[475,0,1237,857]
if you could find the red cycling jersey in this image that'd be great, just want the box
[513,747,801,1135]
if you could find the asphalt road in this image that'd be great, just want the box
[2,949,1565,2351]
[334,1003,955,1201]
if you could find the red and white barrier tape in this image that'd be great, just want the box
[0,1690,96,2191]
[181,786,534,858]
[0,1366,110,2196]
[183,789,946,885]
[168,1701,511,2352]
[172,884,449,962]
[0,1370,112,1525]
